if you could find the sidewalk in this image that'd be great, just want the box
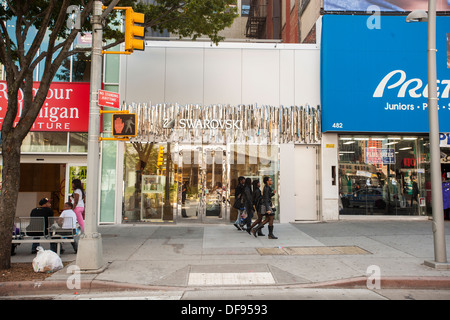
[3,219,450,295]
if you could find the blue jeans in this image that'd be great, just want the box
[235,209,244,225]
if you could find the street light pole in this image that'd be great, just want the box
[76,0,104,271]
[424,0,448,267]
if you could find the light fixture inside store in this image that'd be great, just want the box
[399,147,412,150]
[385,142,398,145]
[343,141,355,144]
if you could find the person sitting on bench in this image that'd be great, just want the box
[50,202,79,254]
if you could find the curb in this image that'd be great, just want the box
[0,279,175,297]
[297,276,450,290]
[1,276,450,297]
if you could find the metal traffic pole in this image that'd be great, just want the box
[422,0,448,268]
[76,0,104,271]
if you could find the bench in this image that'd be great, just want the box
[12,217,79,256]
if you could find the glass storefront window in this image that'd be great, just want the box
[69,133,88,153]
[21,132,68,153]
[54,52,91,82]
[122,142,280,222]
[123,142,176,222]
[229,144,279,221]
[18,132,88,153]
[338,135,430,216]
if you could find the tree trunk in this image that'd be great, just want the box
[0,133,22,270]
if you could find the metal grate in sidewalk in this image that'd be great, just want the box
[256,246,371,256]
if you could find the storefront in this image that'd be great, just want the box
[0,81,89,216]
[115,41,322,224]
[119,103,320,223]
[337,134,431,216]
[321,15,450,219]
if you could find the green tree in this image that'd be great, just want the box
[0,0,237,270]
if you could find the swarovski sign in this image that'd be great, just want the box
[123,103,321,144]
[163,118,243,130]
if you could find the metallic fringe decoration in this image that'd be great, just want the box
[122,103,321,144]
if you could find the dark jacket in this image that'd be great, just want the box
[29,206,53,236]
[252,187,262,213]
[234,183,245,209]
[242,185,253,214]
[263,185,274,213]
[235,183,245,198]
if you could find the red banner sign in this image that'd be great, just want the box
[0,81,90,132]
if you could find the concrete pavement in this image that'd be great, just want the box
[3,219,450,298]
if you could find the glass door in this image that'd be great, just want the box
[201,146,227,221]
[176,145,228,222]
[177,146,202,221]
[66,164,87,203]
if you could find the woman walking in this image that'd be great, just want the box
[233,176,246,230]
[71,178,85,232]
[249,179,265,236]
[253,176,278,239]
[242,178,254,232]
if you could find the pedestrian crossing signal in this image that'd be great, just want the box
[112,113,137,137]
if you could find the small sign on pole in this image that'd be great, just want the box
[419,197,426,207]
[98,90,120,109]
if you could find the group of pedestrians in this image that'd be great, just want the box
[233,176,278,239]
[28,179,85,254]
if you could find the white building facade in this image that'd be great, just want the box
[105,40,339,224]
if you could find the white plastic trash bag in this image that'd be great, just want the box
[32,246,63,273]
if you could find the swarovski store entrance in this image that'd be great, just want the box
[123,142,279,223]
[120,102,320,223]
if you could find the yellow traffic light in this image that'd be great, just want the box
[124,8,145,53]
[157,146,164,167]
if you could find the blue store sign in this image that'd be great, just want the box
[321,15,450,132]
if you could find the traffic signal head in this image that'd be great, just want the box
[125,8,145,53]
[157,146,164,167]
[112,113,137,137]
